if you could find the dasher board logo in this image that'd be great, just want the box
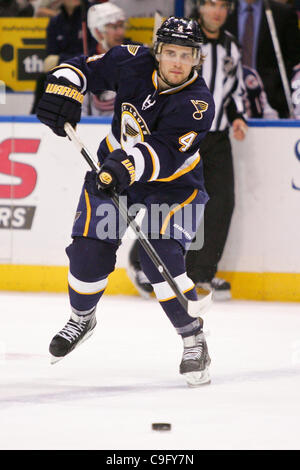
[18,48,46,80]
[0,138,40,229]
[0,205,36,229]
[292,138,300,190]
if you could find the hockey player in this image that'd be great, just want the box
[36,17,215,387]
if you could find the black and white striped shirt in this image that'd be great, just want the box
[199,29,246,132]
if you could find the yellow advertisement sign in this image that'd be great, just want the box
[0,18,49,91]
[0,17,155,92]
[125,17,155,46]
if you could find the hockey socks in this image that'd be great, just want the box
[66,237,118,311]
[138,238,202,337]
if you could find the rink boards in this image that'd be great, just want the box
[0,117,299,301]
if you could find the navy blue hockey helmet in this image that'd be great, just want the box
[154,16,203,64]
[155,16,203,51]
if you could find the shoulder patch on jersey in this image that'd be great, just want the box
[122,45,140,56]
[190,100,209,120]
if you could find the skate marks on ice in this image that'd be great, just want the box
[0,380,188,408]
[210,365,300,386]
[1,366,300,408]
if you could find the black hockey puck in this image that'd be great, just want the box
[152,423,171,431]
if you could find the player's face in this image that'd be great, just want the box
[104,21,126,48]
[199,0,230,35]
[158,44,195,87]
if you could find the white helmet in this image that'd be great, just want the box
[87,2,126,41]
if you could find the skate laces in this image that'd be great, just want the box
[183,343,203,361]
[183,335,204,362]
[57,319,88,343]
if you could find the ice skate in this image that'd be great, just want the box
[127,264,153,299]
[180,330,211,387]
[196,277,231,301]
[49,308,97,364]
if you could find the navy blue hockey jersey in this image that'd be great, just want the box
[54,45,215,190]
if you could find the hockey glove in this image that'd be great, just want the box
[97,149,135,194]
[36,75,83,137]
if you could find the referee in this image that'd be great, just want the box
[127,0,247,300]
[185,0,247,299]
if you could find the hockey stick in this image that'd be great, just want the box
[263,0,295,118]
[64,122,212,318]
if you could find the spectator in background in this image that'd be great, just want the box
[0,0,33,16]
[82,1,126,116]
[31,0,96,113]
[83,1,142,116]
[225,0,300,118]
[34,0,62,17]
[273,0,295,4]
[242,65,279,118]
[44,0,96,65]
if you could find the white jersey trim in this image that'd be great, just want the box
[130,147,145,181]
[53,64,88,93]
[68,271,108,295]
[139,142,160,181]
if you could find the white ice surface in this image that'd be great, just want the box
[0,292,300,450]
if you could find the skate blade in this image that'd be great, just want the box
[183,368,211,387]
[50,354,64,365]
[49,326,96,365]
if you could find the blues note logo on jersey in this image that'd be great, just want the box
[190,100,208,120]
[121,102,150,150]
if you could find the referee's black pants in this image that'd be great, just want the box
[185,130,235,283]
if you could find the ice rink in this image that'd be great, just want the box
[0,291,300,451]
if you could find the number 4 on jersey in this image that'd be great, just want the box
[179,131,197,152]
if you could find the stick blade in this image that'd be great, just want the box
[187,291,213,317]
